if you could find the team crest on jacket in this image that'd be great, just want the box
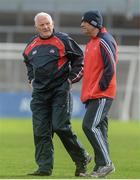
[50,49,55,54]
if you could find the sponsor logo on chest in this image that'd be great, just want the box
[50,49,55,54]
[32,50,37,55]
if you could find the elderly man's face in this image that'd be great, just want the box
[35,15,54,38]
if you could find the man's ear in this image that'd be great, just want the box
[34,25,38,32]
[52,20,54,26]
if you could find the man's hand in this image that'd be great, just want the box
[68,78,72,84]
[29,79,34,89]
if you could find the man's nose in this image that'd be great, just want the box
[81,22,84,27]
[43,24,48,29]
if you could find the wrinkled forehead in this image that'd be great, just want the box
[35,15,53,26]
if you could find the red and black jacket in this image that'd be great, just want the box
[23,32,83,92]
[81,27,118,102]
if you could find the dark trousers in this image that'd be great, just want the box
[82,98,113,169]
[30,81,88,172]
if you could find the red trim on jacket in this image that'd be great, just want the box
[24,35,68,69]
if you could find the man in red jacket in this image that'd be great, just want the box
[80,10,118,178]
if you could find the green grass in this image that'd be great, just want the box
[0,118,140,179]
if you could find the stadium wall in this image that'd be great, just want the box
[0,43,139,121]
[0,91,85,119]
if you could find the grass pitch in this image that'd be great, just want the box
[0,118,140,179]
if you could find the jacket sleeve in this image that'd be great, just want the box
[23,53,34,84]
[99,38,116,91]
[64,36,84,83]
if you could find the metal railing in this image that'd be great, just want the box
[0,43,139,120]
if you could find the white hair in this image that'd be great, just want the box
[34,12,53,25]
